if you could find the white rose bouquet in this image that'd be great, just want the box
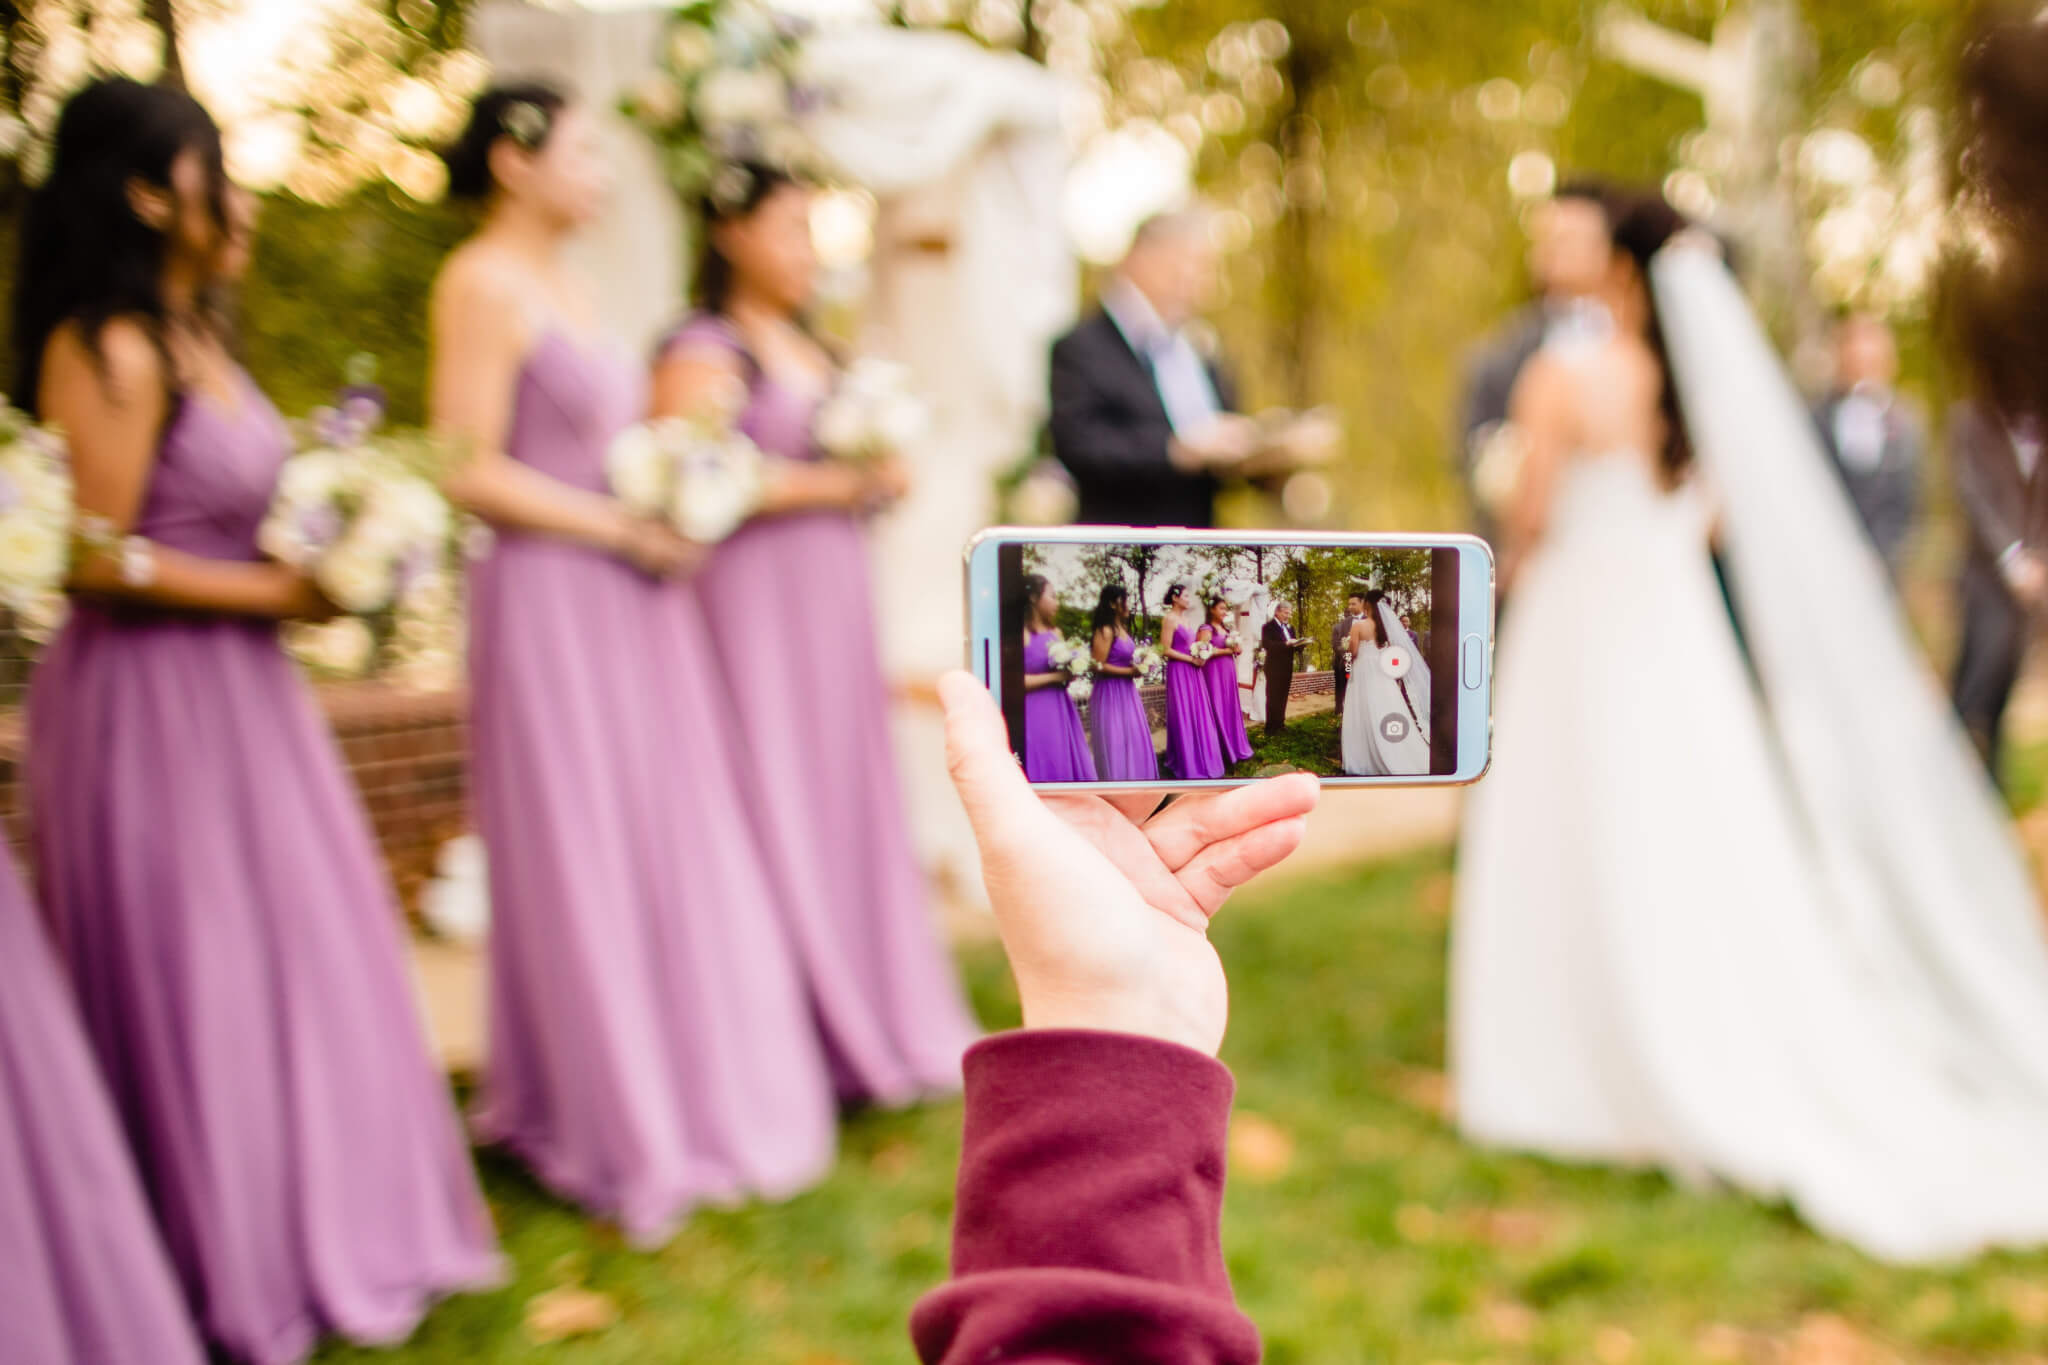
[259,444,451,616]
[605,414,766,547]
[1066,676,1093,705]
[813,358,928,463]
[1192,639,1216,664]
[1132,643,1165,686]
[0,400,73,625]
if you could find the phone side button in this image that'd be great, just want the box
[1461,633,1487,690]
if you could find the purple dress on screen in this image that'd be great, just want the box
[1089,633,1158,782]
[1022,629,1099,783]
[0,853,204,1364]
[1164,623,1226,781]
[1202,627,1254,765]
[466,324,836,1244]
[660,316,977,1106]
[27,374,501,1365]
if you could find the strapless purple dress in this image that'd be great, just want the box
[1022,629,1099,783]
[27,375,501,1364]
[1088,634,1157,782]
[466,327,836,1244]
[0,852,204,1364]
[661,316,977,1105]
[1163,623,1226,780]
[1203,630,1254,765]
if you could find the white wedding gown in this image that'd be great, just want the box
[1453,250,2048,1264]
[1342,631,1431,777]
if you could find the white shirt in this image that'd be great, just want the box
[1832,386,1892,475]
[1103,278,1223,435]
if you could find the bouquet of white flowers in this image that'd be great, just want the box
[0,399,73,626]
[259,438,452,616]
[606,415,767,546]
[1066,676,1094,705]
[813,358,929,462]
[1132,643,1165,686]
[1192,639,1215,664]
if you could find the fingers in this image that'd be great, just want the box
[1174,814,1311,920]
[938,670,1040,842]
[1104,791,1163,825]
[1142,773,1320,872]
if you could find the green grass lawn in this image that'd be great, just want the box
[324,849,2048,1363]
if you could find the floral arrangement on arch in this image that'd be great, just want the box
[619,0,829,212]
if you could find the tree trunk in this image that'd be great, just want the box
[146,0,184,89]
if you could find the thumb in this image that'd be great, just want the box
[938,669,1040,841]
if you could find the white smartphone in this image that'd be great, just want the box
[964,527,1494,790]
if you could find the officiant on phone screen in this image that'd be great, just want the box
[1047,210,1257,528]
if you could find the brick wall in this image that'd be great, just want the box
[0,683,469,918]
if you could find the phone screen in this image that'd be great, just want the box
[996,538,1462,783]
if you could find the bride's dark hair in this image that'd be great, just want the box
[1944,4,2048,428]
[1606,189,1694,479]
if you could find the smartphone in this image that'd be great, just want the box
[964,527,1493,789]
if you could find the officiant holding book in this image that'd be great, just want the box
[1049,210,1334,528]
[1261,601,1312,733]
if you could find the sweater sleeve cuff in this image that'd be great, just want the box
[948,1029,1236,1296]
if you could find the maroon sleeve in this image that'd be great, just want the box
[910,1030,1260,1365]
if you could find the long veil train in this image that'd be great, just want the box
[1652,246,2048,1101]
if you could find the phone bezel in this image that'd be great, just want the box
[963,526,1494,790]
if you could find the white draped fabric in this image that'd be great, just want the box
[467,5,1077,912]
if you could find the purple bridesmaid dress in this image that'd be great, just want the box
[0,853,204,1364]
[662,316,978,1106]
[1163,623,1227,780]
[466,326,837,1244]
[27,375,502,1365]
[1021,629,1099,783]
[1088,634,1158,782]
[1202,628,1254,765]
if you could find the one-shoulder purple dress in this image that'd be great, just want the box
[27,375,501,1365]
[0,852,204,1364]
[1022,630,1099,783]
[1203,629,1254,765]
[1164,623,1226,781]
[660,316,977,1106]
[466,327,835,1245]
[1089,633,1159,782]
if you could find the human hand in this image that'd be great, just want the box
[1169,415,1260,472]
[276,567,340,623]
[2008,549,2048,609]
[862,455,912,507]
[940,670,1317,1055]
[613,515,703,579]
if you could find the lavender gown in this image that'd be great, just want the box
[1088,634,1158,782]
[0,854,204,1364]
[663,316,977,1105]
[27,375,501,1365]
[1022,630,1099,783]
[467,326,836,1244]
[1202,628,1254,765]
[1164,623,1227,780]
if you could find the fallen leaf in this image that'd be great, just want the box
[869,1138,917,1181]
[1779,1313,1896,1365]
[1385,1066,1452,1119]
[523,1285,619,1344]
[1454,1205,1560,1251]
[1229,1112,1296,1182]
[1479,1297,1538,1345]
[1593,1325,1637,1364]
[1417,873,1453,919]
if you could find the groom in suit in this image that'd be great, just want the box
[1812,314,1924,581]
[1048,210,1255,527]
[1330,593,1364,720]
[1261,601,1311,733]
[1950,400,2046,780]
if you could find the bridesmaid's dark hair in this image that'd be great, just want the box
[1945,4,2048,428]
[12,77,228,417]
[1091,585,1128,634]
[695,161,802,315]
[441,82,569,202]
[1016,572,1051,627]
[1606,189,1694,479]
[1163,581,1190,611]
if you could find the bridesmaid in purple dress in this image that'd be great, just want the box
[1161,583,1227,780]
[1016,573,1098,783]
[0,850,205,1364]
[1199,596,1254,766]
[21,80,499,1363]
[650,162,977,1104]
[1087,584,1159,781]
[431,92,835,1244]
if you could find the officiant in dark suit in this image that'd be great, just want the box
[1812,314,1923,581]
[1261,601,1311,733]
[1048,211,1255,528]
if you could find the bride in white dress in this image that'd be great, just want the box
[1341,592,1431,777]
[1455,190,2048,1263]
